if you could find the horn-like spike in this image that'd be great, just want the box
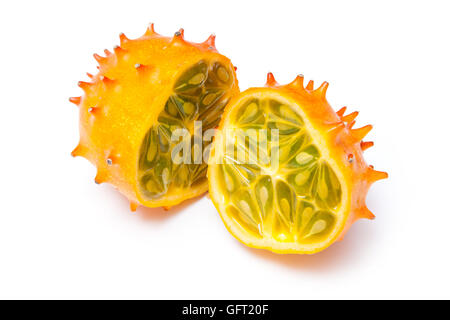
[78,81,92,90]
[351,124,372,141]
[94,169,107,185]
[86,73,94,79]
[114,46,126,57]
[134,63,151,75]
[144,23,156,36]
[342,111,359,123]
[119,33,129,46]
[71,144,87,158]
[315,81,329,97]
[174,28,185,38]
[104,49,112,56]
[305,80,314,91]
[336,106,347,117]
[162,206,170,211]
[204,34,216,49]
[69,96,81,106]
[265,72,278,87]
[93,53,106,64]
[171,29,186,45]
[360,141,374,151]
[356,206,375,220]
[348,120,356,129]
[99,75,115,87]
[87,106,98,114]
[288,74,304,89]
[130,202,139,212]
[367,168,388,182]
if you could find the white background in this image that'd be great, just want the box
[0,0,449,299]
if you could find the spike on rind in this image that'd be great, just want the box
[86,73,94,79]
[357,206,375,220]
[144,23,156,36]
[113,45,126,57]
[315,81,329,98]
[348,120,356,129]
[99,75,116,87]
[342,111,359,123]
[119,33,129,46]
[288,74,304,89]
[93,53,107,64]
[94,169,108,185]
[104,49,112,56]
[162,206,170,211]
[361,141,374,151]
[69,96,81,106]
[203,34,216,50]
[78,81,92,91]
[265,72,278,87]
[305,80,314,91]
[367,168,388,182]
[71,144,87,158]
[351,125,372,141]
[171,28,186,46]
[130,202,139,212]
[134,63,151,74]
[336,106,347,117]
[174,28,184,38]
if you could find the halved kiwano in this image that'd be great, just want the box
[70,25,239,210]
[208,73,387,254]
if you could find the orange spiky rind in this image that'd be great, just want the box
[71,25,239,209]
[208,73,387,254]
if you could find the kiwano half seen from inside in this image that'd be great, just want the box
[207,73,388,254]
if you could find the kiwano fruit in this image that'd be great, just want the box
[70,25,239,210]
[207,73,388,254]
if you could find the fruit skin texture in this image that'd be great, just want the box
[208,73,388,254]
[70,25,239,210]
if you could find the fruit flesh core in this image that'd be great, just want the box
[212,92,347,250]
[138,60,234,200]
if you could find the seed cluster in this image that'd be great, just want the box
[139,60,233,199]
[218,99,342,243]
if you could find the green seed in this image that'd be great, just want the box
[217,67,230,83]
[189,73,206,85]
[202,93,216,106]
[259,186,268,207]
[296,152,314,165]
[280,198,290,217]
[309,220,327,236]
[183,102,195,115]
[147,136,158,162]
[295,171,310,185]
[317,178,328,200]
